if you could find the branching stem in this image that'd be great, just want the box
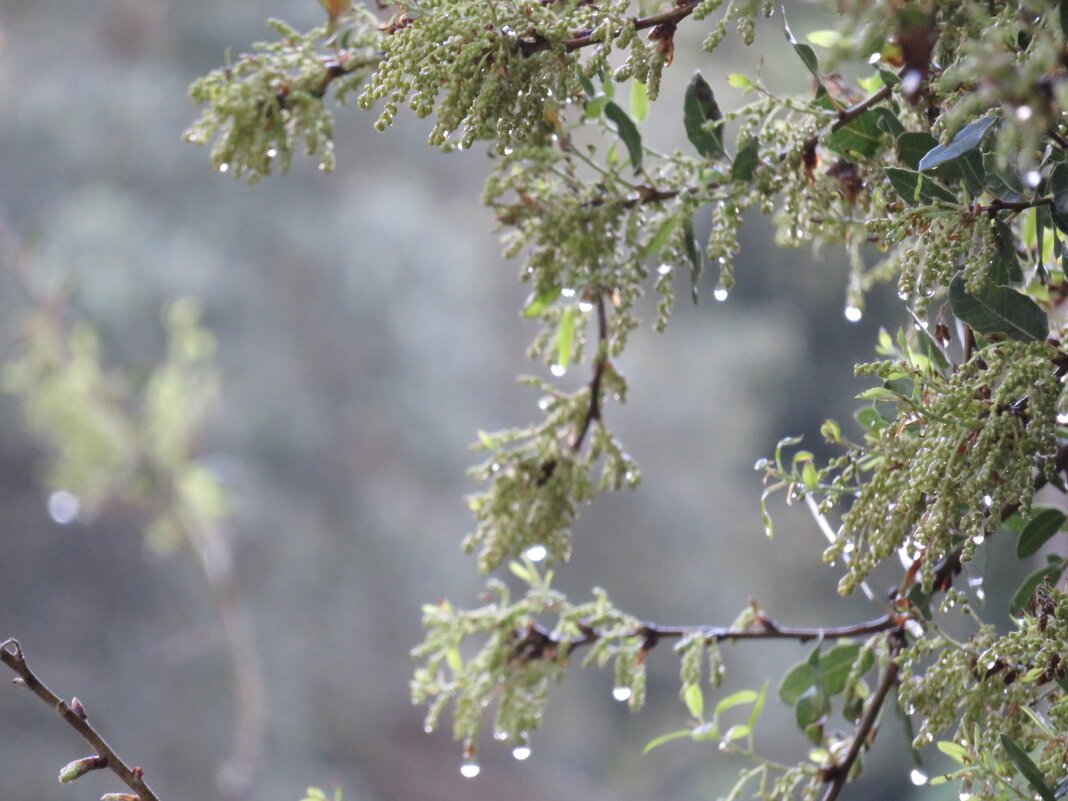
[0,639,162,801]
[570,293,608,453]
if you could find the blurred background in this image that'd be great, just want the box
[0,2,971,801]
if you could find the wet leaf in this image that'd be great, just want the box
[684,71,724,158]
[1001,735,1057,801]
[918,116,997,171]
[1016,507,1066,558]
[949,273,1048,342]
[1010,557,1066,613]
[884,167,957,206]
[555,307,576,369]
[604,102,643,172]
[1050,162,1068,235]
[732,136,759,182]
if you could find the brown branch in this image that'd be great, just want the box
[513,612,900,660]
[820,631,904,801]
[569,293,608,453]
[981,195,1053,213]
[801,83,894,154]
[1,639,162,801]
[517,0,701,56]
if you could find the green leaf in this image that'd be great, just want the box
[723,724,751,741]
[683,217,702,303]
[805,30,840,48]
[918,115,997,171]
[1010,557,1067,613]
[937,741,968,764]
[884,167,957,206]
[1017,507,1067,558]
[555,307,576,369]
[630,79,649,123]
[747,682,768,730]
[898,132,938,170]
[985,154,1023,201]
[824,110,887,159]
[683,72,725,158]
[821,643,872,695]
[856,386,899,401]
[714,689,760,716]
[949,273,1048,342]
[801,462,818,489]
[779,661,816,705]
[523,285,561,318]
[990,218,1023,285]
[1001,735,1057,801]
[795,686,829,734]
[759,487,775,538]
[604,102,643,172]
[732,137,760,182]
[643,216,679,259]
[643,728,697,754]
[782,10,822,87]
[726,73,751,89]
[1050,162,1068,235]
[683,682,704,719]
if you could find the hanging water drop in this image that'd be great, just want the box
[266,148,278,159]
[612,686,632,702]
[657,263,672,276]
[904,619,924,637]
[217,163,230,173]
[578,300,593,312]
[713,288,729,302]
[525,544,548,562]
[550,364,567,377]
[1016,105,1033,122]
[910,769,928,786]
[561,287,576,298]
[844,305,863,322]
[47,490,80,525]
[460,763,481,779]
[512,745,532,760]
[1026,170,1042,187]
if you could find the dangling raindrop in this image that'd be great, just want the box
[713,287,729,302]
[550,364,567,377]
[47,490,80,525]
[612,686,632,702]
[524,545,548,562]
[561,287,576,298]
[512,745,532,761]
[910,769,928,786]
[578,300,593,312]
[218,163,230,174]
[657,263,672,276]
[844,305,863,323]
[460,763,481,779]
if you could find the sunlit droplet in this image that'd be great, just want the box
[1026,170,1042,187]
[868,52,881,65]
[217,163,230,173]
[910,769,928,786]
[512,745,532,760]
[612,686,632,702]
[47,491,79,525]
[460,763,481,779]
[578,300,593,312]
[550,364,567,377]
[266,148,278,158]
[959,794,973,801]
[904,619,924,638]
[561,287,576,298]
[1016,105,1033,122]
[713,288,729,302]
[657,263,672,276]
[973,533,985,545]
[844,305,863,323]
[424,725,434,734]
[525,545,548,562]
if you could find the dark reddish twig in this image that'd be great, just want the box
[570,293,608,453]
[1,639,162,801]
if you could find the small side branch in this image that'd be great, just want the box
[1,639,161,801]
[801,84,894,154]
[570,293,608,453]
[820,631,904,801]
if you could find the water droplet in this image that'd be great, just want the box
[718,741,729,752]
[47,490,80,525]
[561,287,576,298]
[525,545,548,562]
[973,533,985,545]
[842,541,855,554]
[217,163,230,173]
[424,725,433,734]
[318,163,328,171]
[512,745,532,760]
[982,495,993,508]
[612,686,632,702]
[910,769,928,786]
[868,52,881,65]
[897,289,910,301]
[844,305,863,323]
[537,397,550,411]
[713,288,729,302]
[493,730,508,741]
[959,793,973,801]
[1026,170,1042,187]
[1016,105,1033,122]
[975,588,985,601]
[578,300,593,312]
[502,146,514,155]
[550,364,567,377]
[266,148,278,159]
[460,763,481,779]
[657,263,672,276]
[904,619,924,638]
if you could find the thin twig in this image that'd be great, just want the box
[570,293,608,453]
[801,84,894,154]
[517,0,702,56]
[0,639,162,801]
[820,631,904,801]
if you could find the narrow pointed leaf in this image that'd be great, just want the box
[782,9,821,85]
[1016,507,1066,558]
[630,79,649,123]
[1010,557,1067,613]
[683,72,724,158]
[990,218,1023,285]
[918,115,997,171]
[1001,735,1057,801]
[1050,162,1068,235]
[555,307,576,369]
[732,137,759,182]
[885,167,957,206]
[604,102,643,172]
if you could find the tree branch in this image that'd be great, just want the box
[1,639,162,801]
[516,0,702,56]
[820,630,904,801]
[801,84,895,155]
[569,293,608,453]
